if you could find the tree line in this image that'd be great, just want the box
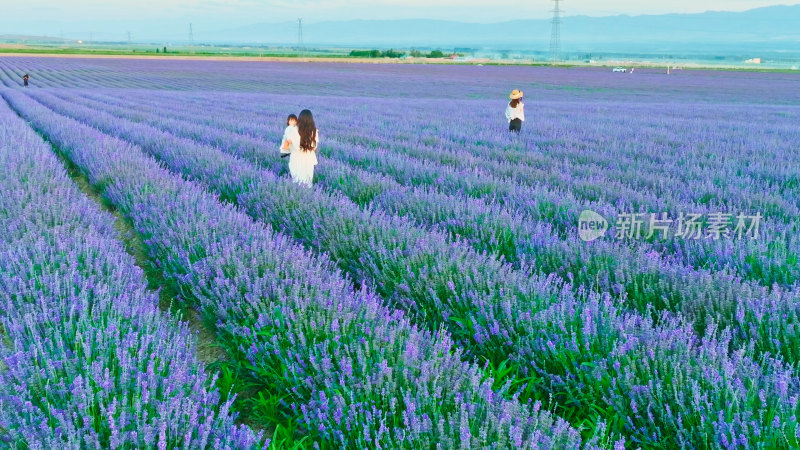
[348,49,449,58]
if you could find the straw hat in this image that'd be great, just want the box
[509,89,524,100]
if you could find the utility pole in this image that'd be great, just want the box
[189,23,195,54]
[297,18,304,55]
[127,31,132,47]
[549,0,562,63]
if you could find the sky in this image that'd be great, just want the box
[1,0,798,39]
[4,0,800,22]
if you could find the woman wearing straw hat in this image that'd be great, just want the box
[505,89,525,132]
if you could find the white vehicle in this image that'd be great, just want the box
[612,67,627,73]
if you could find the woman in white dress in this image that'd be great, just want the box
[286,109,319,187]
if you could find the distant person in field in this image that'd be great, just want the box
[22,74,29,87]
[284,109,319,187]
[280,114,297,158]
[505,89,524,132]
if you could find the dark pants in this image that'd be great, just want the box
[23,80,28,87]
[509,118,522,132]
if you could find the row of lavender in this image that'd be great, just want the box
[132,90,800,226]
[0,96,262,448]
[16,89,800,448]
[2,56,800,104]
[54,88,799,296]
[4,59,799,277]
[1,89,589,448]
[83,89,799,288]
[46,89,800,369]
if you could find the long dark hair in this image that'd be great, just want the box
[297,109,317,152]
[509,98,522,108]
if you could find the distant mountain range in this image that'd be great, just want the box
[2,5,799,53]
[202,5,800,51]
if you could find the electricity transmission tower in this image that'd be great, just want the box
[297,18,304,54]
[189,23,195,54]
[549,0,562,63]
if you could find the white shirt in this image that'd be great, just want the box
[505,102,525,122]
[280,125,296,154]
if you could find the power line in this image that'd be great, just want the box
[550,0,562,63]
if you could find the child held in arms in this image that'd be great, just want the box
[280,114,298,158]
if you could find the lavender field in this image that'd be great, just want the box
[1,56,799,449]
